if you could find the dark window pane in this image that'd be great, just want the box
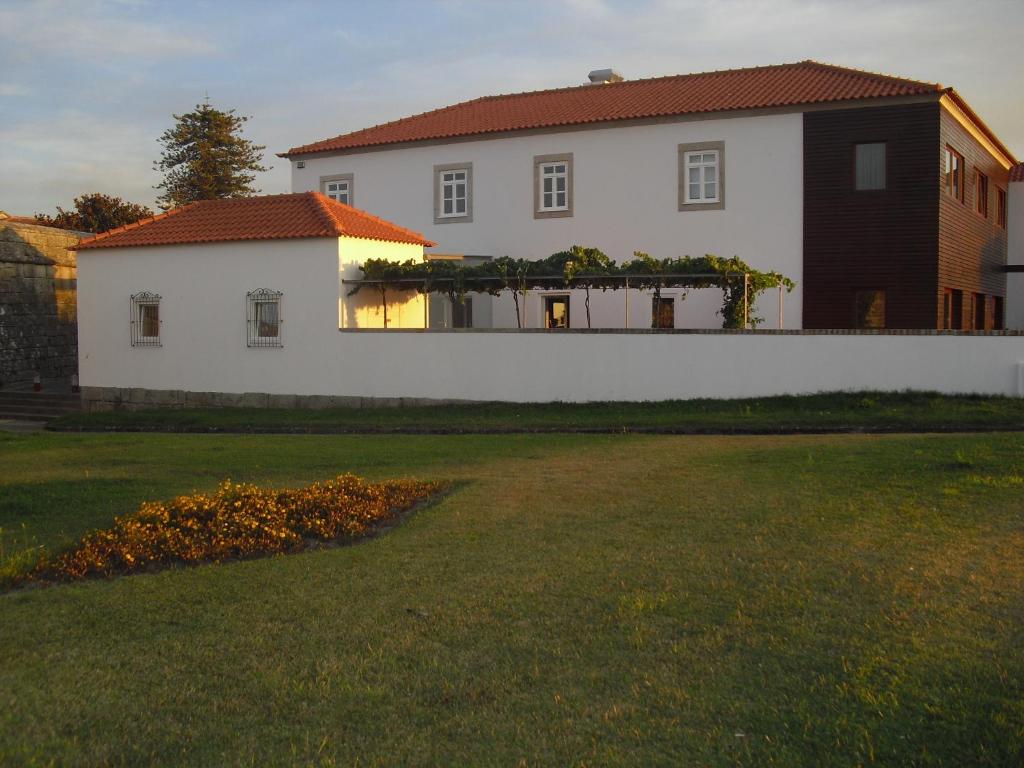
[854,290,885,328]
[855,143,886,190]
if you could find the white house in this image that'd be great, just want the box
[283,60,1018,331]
[76,192,436,405]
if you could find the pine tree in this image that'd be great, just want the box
[34,193,153,233]
[154,101,269,209]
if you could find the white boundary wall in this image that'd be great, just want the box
[78,240,1024,404]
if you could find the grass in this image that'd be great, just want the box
[48,390,1024,434]
[1,429,1022,766]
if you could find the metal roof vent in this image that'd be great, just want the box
[588,68,624,84]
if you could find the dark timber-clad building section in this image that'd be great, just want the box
[803,100,1010,330]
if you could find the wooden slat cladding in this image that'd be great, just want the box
[938,107,1008,329]
[803,103,940,329]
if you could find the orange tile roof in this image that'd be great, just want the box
[1011,163,1024,183]
[75,193,434,250]
[283,60,947,157]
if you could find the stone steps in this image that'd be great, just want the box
[0,391,82,422]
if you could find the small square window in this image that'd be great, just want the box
[130,292,161,346]
[855,143,886,190]
[247,289,283,347]
[321,174,353,205]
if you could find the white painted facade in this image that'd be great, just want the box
[291,113,804,329]
[1008,179,1024,330]
[77,237,427,395]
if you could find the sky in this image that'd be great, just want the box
[1,0,1022,216]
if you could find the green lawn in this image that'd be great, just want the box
[1,430,1022,766]
[49,390,1024,434]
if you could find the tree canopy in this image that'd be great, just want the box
[154,101,269,209]
[350,245,796,329]
[34,193,153,234]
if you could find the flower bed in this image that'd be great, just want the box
[30,474,443,583]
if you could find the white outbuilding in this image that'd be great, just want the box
[76,192,434,408]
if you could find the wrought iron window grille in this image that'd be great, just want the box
[130,291,162,347]
[247,289,283,347]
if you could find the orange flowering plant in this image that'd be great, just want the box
[30,474,443,583]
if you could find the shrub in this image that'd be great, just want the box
[30,474,442,583]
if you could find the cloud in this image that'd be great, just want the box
[0,1,214,61]
[0,84,30,97]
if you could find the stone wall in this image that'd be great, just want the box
[80,385,468,412]
[0,215,87,386]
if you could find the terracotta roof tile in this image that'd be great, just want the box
[75,193,434,250]
[1010,163,1024,183]
[283,60,944,157]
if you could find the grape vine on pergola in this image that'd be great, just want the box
[344,247,796,329]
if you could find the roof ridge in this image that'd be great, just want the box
[317,194,433,245]
[75,203,198,247]
[798,59,942,90]
[281,60,949,157]
[283,61,822,155]
[307,191,347,236]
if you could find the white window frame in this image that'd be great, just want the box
[539,163,569,211]
[684,150,720,204]
[434,163,473,224]
[320,174,354,205]
[534,153,573,219]
[678,142,725,212]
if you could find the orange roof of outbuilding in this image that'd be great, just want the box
[283,60,951,157]
[1011,163,1024,183]
[75,193,435,250]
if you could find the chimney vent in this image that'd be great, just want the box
[588,68,623,84]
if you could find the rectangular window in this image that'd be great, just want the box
[534,154,573,218]
[854,289,885,329]
[130,292,161,346]
[975,171,989,218]
[944,147,964,201]
[433,164,473,224]
[684,150,720,202]
[452,297,473,328]
[678,142,725,211]
[855,143,886,190]
[972,293,985,330]
[942,288,953,330]
[543,295,570,329]
[996,187,1007,228]
[993,296,1005,330]
[651,296,674,329]
[247,289,283,347]
[950,289,964,329]
[321,174,353,205]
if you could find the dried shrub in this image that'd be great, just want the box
[31,474,442,582]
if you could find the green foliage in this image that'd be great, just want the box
[352,245,795,328]
[33,192,153,234]
[154,101,269,209]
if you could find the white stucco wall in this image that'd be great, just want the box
[78,234,1023,404]
[1007,180,1024,329]
[291,113,804,329]
[77,236,426,393]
